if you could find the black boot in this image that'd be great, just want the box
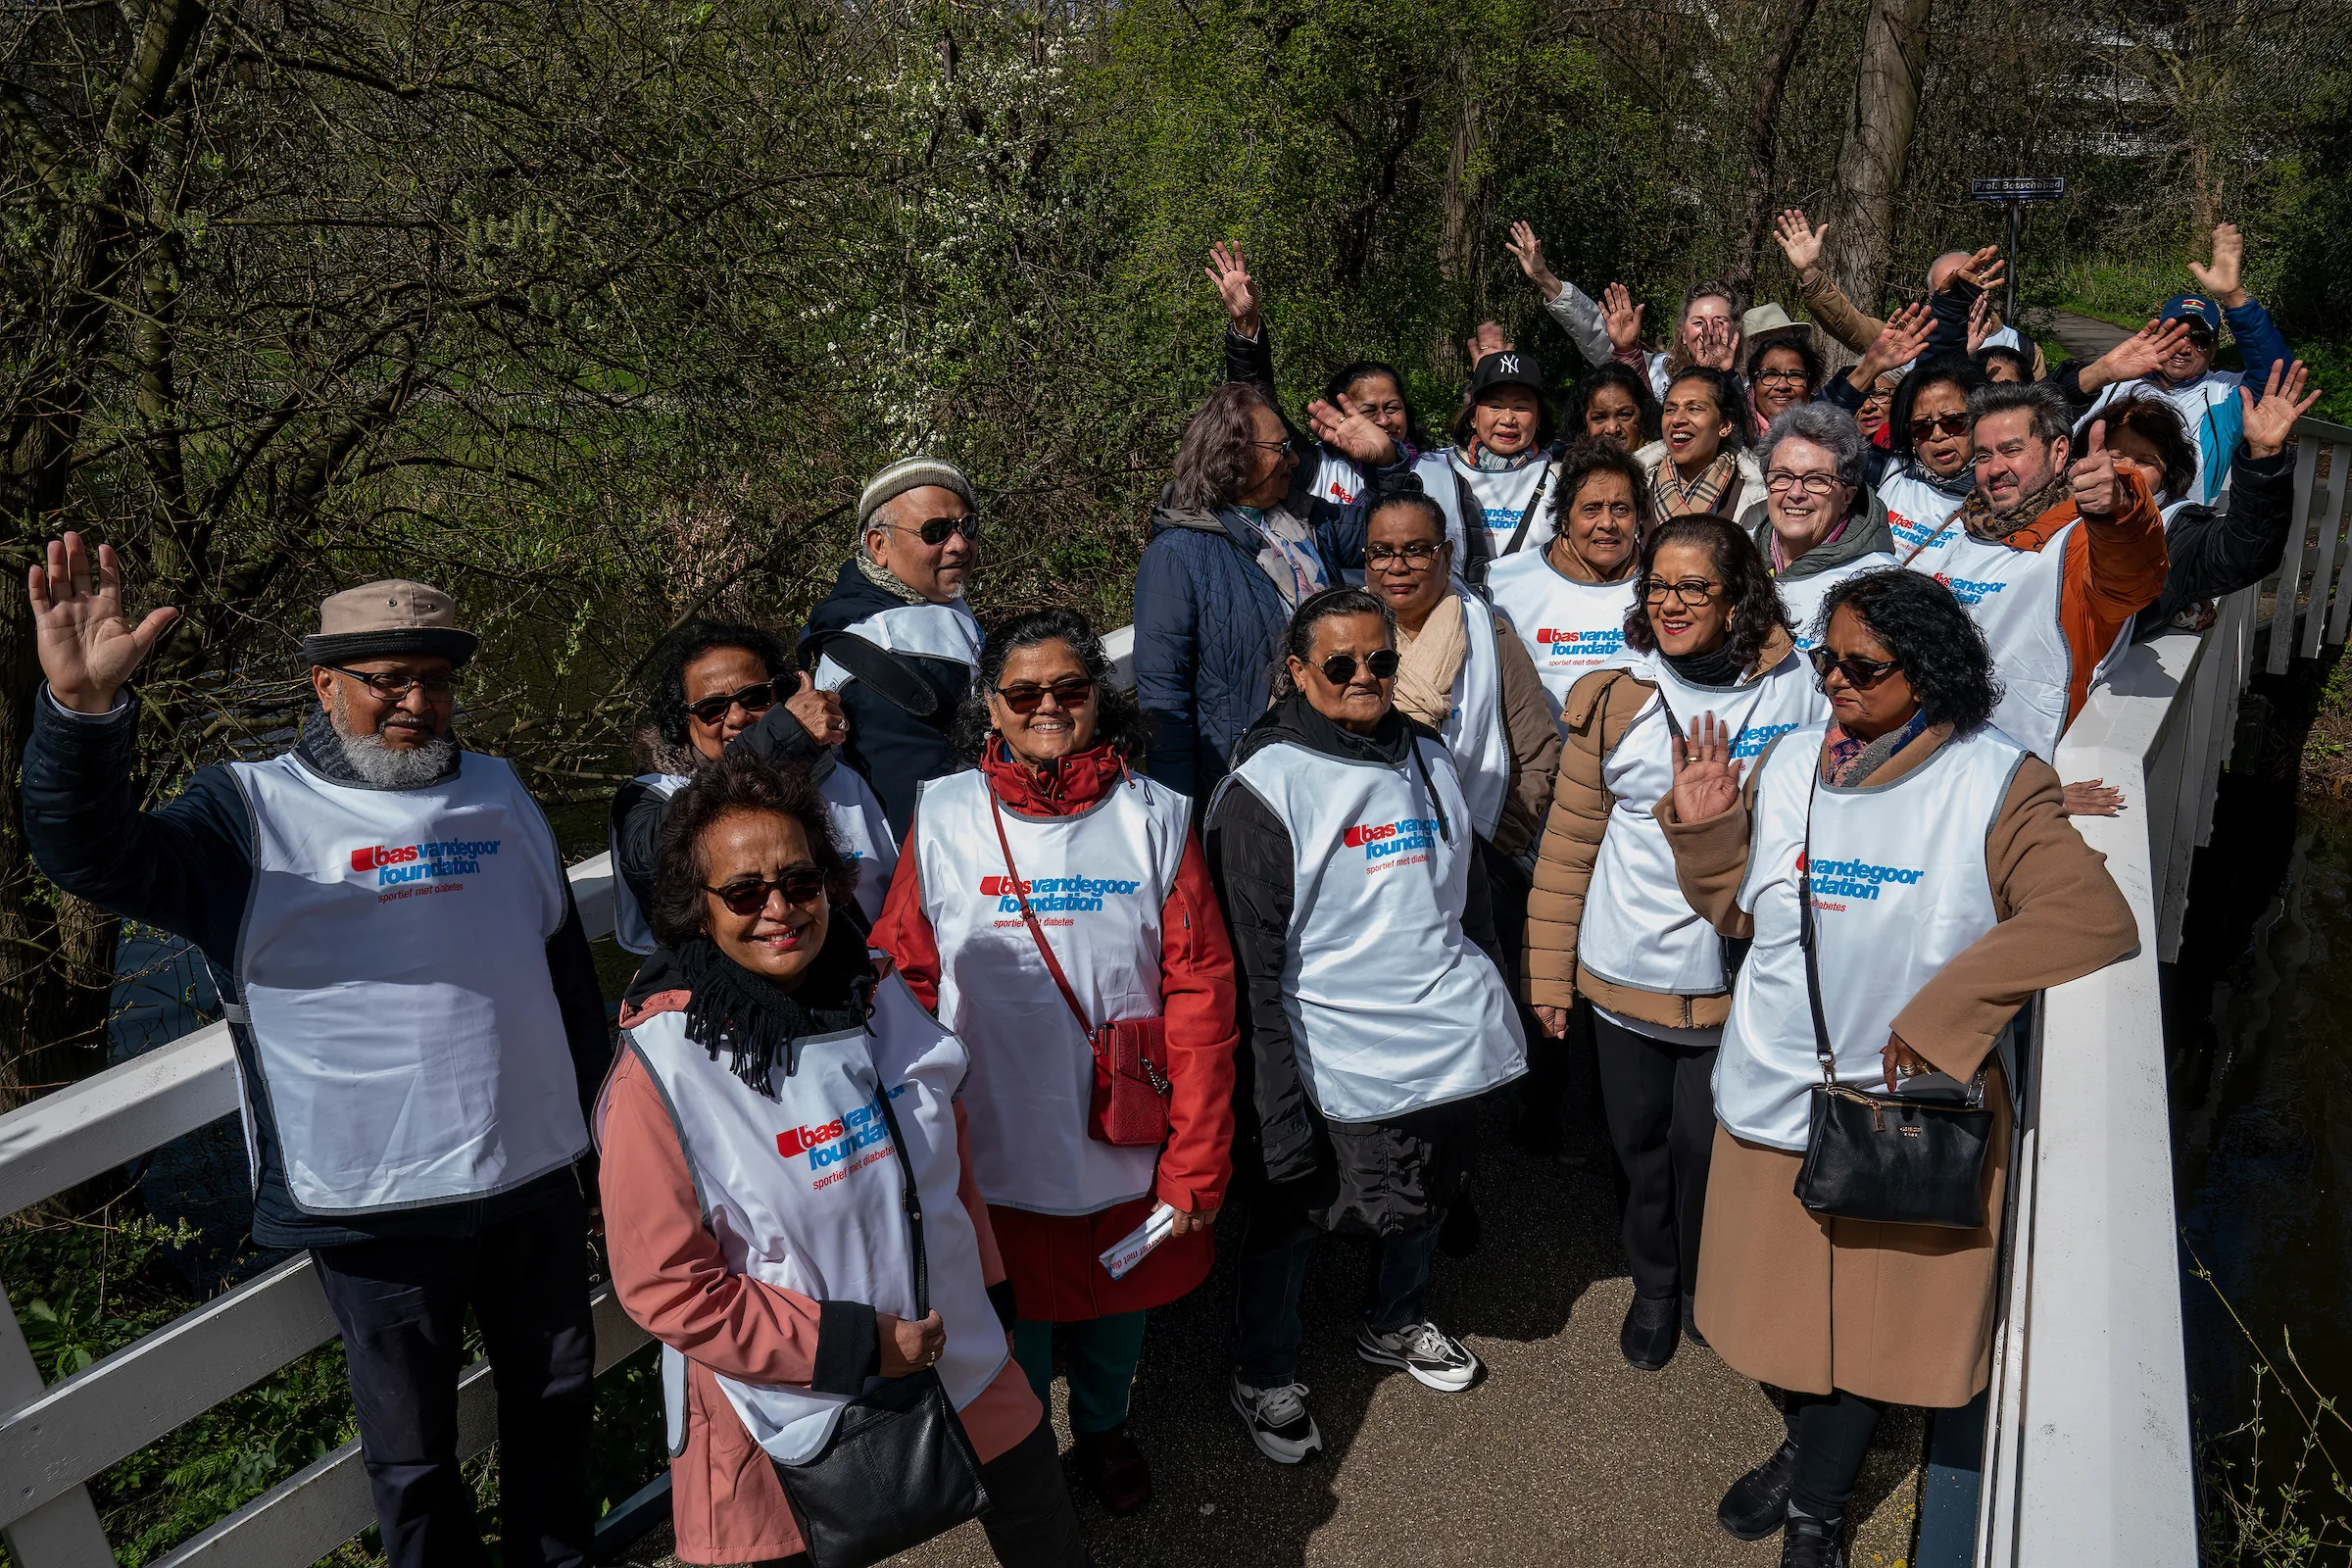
[1717,1439,1796,1541]
[1779,1510,1846,1568]
[1683,1292,1708,1348]
[1619,1292,1679,1371]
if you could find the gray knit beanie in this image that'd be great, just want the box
[858,456,977,532]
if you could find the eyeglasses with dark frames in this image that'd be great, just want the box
[1641,576,1722,608]
[704,865,830,916]
[1765,470,1844,496]
[1365,541,1445,567]
[995,676,1094,715]
[1808,647,1904,689]
[1754,368,1811,386]
[324,665,463,702]
[685,676,788,726]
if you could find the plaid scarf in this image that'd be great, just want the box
[1651,452,1736,518]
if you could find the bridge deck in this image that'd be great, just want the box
[617,1104,1924,1567]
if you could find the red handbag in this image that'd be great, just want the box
[987,790,1172,1148]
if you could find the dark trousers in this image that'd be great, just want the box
[1592,1011,1717,1300]
[1231,1200,1443,1388]
[1784,1388,1886,1519]
[757,1417,1088,1568]
[312,1186,595,1568]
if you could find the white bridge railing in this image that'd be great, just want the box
[0,426,2343,1567]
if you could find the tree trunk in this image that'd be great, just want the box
[1821,0,1935,318]
[1730,0,1829,310]
[1434,48,1483,378]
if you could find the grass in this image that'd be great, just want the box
[2191,1250,2352,1564]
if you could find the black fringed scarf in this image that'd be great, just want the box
[669,926,874,1097]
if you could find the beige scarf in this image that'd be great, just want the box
[1393,595,1469,728]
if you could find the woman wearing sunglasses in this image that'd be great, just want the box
[1525,514,1822,1373]
[598,753,1089,1568]
[869,608,1237,1516]
[1878,353,1989,557]
[608,620,894,956]
[1655,568,2133,1565]
[1206,588,1525,1461]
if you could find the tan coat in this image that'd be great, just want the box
[1657,722,2136,1405]
[1521,626,1797,1031]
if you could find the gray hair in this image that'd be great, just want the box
[1926,249,1974,289]
[1968,379,2074,448]
[1757,404,1868,489]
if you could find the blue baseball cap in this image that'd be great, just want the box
[2157,294,2222,333]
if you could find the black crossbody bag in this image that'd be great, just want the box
[770,1079,990,1567]
[1788,775,1994,1230]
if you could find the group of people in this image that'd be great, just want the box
[13,214,2319,1568]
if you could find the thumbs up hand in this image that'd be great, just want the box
[2068,418,2123,518]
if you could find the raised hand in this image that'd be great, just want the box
[2240,360,2320,460]
[27,532,179,715]
[1694,314,1739,370]
[1668,711,1745,824]
[1506,220,1561,299]
[784,678,847,747]
[1305,393,1401,466]
[1773,209,1828,275]
[1203,241,1261,337]
[1601,283,1646,354]
[2188,221,2247,307]
[2068,419,2122,517]
[1850,301,1932,388]
[1464,319,1511,367]
[2084,317,2194,394]
[1946,244,2005,297]
[2060,779,2126,816]
[1966,292,1994,354]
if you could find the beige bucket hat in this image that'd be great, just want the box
[300,580,479,666]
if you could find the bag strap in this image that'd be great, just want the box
[1797,765,1838,1085]
[866,1077,929,1317]
[986,786,1096,1036]
[1499,441,1568,559]
[803,631,941,718]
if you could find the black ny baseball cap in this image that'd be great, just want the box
[1466,349,1545,399]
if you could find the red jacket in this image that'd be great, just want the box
[871,743,1240,1321]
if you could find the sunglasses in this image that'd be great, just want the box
[1312,649,1399,685]
[685,676,787,726]
[1908,412,1970,441]
[995,675,1094,714]
[324,665,462,702]
[704,866,830,915]
[1809,648,1904,688]
[891,514,982,547]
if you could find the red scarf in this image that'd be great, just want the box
[978,739,1129,817]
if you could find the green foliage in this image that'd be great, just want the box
[2192,1254,2352,1565]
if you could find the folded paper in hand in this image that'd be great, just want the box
[1098,1203,1178,1281]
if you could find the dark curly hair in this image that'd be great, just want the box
[646,751,858,951]
[2101,393,2198,505]
[950,607,1144,762]
[1887,352,1990,468]
[642,619,791,765]
[1568,362,1662,448]
[1815,568,2002,732]
[1270,585,1396,702]
[1555,439,1655,539]
[1746,334,1823,401]
[1171,381,1284,512]
[1663,367,1749,451]
[1620,513,1788,672]
[1324,360,1432,451]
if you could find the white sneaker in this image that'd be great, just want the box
[1230,1374,1323,1464]
[1354,1318,1482,1392]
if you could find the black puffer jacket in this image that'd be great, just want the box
[1202,695,1504,1237]
[2133,446,2297,639]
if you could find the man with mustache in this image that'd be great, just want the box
[21,538,608,1568]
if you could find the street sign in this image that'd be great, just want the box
[1972,177,2066,202]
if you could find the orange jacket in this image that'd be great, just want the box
[1979,469,2168,729]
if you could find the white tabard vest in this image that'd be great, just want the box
[1879,466,1970,558]
[228,752,586,1213]
[811,600,983,693]
[1307,450,1469,559]
[1214,736,1526,1123]
[609,760,902,955]
[1775,553,1900,651]
[1905,523,2077,760]
[1444,450,1557,557]
[621,977,1007,1463]
[1714,723,2022,1150]
[1438,593,1512,841]
[1578,652,1828,1003]
[912,767,1192,1216]
[1486,550,1639,727]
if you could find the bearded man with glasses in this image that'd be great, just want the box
[800,456,989,836]
[21,544,610,1568]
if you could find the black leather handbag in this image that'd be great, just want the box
[1788,778,1993,1230]
[769,1081,990,1568]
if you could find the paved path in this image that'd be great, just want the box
[615,1101,1926,1568]
[2044,309,2133,366]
